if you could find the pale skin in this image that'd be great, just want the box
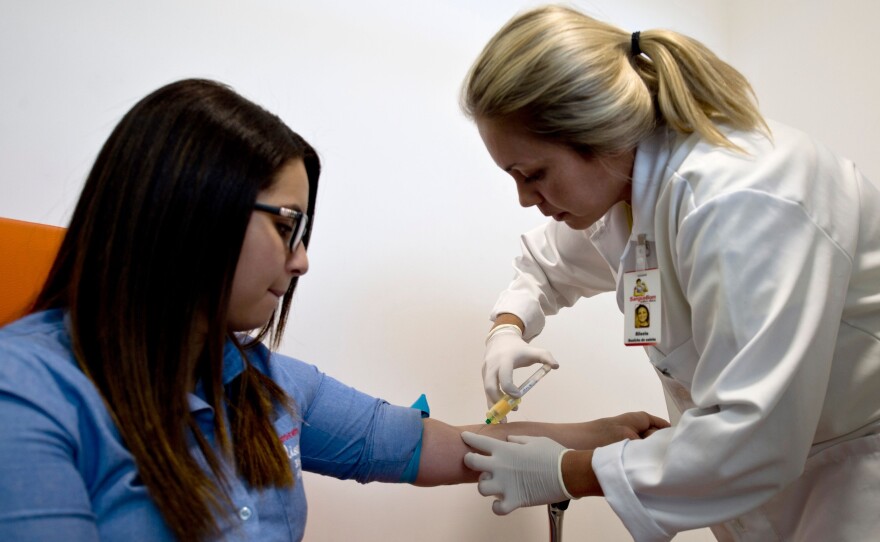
[474,116,651,497]
[476,116,635,232]
[234,158,668,494]
[229,159,310,332]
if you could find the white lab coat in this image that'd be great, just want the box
[492,120,880,541]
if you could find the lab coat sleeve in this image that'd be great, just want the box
[594,189,853,539]
[491,221,617,341]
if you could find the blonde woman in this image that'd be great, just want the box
[460,5,880,541]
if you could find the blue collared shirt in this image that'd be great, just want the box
[0,310,424,541]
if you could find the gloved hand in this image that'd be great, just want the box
[483,324,558,407]
[461,431,574,515]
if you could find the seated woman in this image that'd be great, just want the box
[0,79,668,542]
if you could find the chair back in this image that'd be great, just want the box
[0,217,65,326]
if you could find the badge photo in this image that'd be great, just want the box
[624,268,661,345]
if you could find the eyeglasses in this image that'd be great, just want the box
[253,202,310,253]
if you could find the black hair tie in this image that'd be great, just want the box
[631,31,642,56]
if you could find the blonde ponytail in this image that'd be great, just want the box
[635,29,769,149]
[462,5,768,153]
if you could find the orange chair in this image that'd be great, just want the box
[0,217,66,326]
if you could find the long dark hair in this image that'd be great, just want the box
[33,79,320,541]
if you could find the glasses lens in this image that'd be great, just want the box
[254,203,308,253]
[290,214,309,252]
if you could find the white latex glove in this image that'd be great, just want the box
[483,325,558,407]
[461,431,574,515]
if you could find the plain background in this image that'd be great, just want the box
[2,1,878,540]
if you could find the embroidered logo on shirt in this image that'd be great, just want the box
[279,428,299,443]
[279,428,302,479]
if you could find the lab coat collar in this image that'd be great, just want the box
[609,127,698,312]
[629,125,697,238]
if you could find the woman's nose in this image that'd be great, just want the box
[517,184,542,208]
[287,243,309,276]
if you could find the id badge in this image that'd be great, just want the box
[623,234,661,346]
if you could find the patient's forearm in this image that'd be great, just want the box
[413,415,657,487]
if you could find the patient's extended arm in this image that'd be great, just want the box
[413,411,668,486]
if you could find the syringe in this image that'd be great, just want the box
[485,364,552,424]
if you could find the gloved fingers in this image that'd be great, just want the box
[484,384,504,407]
[482,365,505,406]
[523,349,559,370]
[502,352,559,396]
[463,451,496,473]
[508,434,567,450]
[541,351,560,370]
[506,434,541,445]
[476,475,504,497]
[511,350,547,370]
[461,431,500,453]
[492,498,518,516]
[497,364,523,398]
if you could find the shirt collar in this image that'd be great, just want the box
[221,337,247,385]
[188,337,248,413]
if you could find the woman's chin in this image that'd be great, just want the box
[562,215,594,230]
[228,311,275,333]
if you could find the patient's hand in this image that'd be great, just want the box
[583,411,670,448]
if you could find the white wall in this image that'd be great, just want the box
[724,0,880,183]
[1,1,875,540]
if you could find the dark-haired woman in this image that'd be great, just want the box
[0,78,667,542]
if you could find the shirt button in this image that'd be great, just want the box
[239,506,252,521]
